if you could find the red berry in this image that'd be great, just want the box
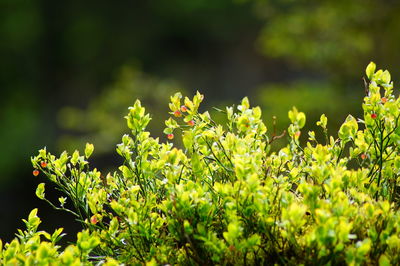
[167,133,174,140]
[371,113,377,119]
[361,154,367,160]
[90,215,98,225]
[40,161,47,168]
[173,110,182,117]
[33,170,40,176]
[295,131,301,137]
[187,120,195,126]
[180,105,188,112]
[381,97,388,103]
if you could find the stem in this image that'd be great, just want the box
[376,120,385,200]
[203,137,234,174]
[43,198,79,217]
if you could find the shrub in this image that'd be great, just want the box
[1,62,400,265]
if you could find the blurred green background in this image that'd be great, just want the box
[1,0,400,243]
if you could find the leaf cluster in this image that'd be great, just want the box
[2,63,400,265]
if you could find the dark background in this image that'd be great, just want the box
[2,0,400,244]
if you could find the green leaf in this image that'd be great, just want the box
[163,127,173,135]
[338,115,358,141]
[378,254,390,266]
[24,208,41,232]
[71,150,79,166]
[39,147,47,159]
[253,106,262,119]
[35,183,45,200]
[288,107,306,128]
[356,239,371,256]
[84,143,94,158]
[119,165,132,178]
[58,197,67,207]
[184,96,194,110]
[36,243,52,260]
[28,208,38,221]
[316,114,328,128]
[182,131,193,150]
[288,107,298,124]
[109,217,119,234]
[169,92,182,111]
[184,220,193,234]
[191,153,203,176]
[193,91,204,106]
[223,222,242,245]
[297,112,306,128]
[51,228,65,243]
[77,230,100,252]
[240,97,250,111]
[366,61,376,79]
[246,234,261,248]
[381,70,391,84]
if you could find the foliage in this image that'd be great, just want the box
[2,63,400,264]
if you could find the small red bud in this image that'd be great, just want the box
[167,133,174,140]
[90,215,98,225]
[187,120,195,126]
[381,97,388,103]
[180,105,188,112]
[33,169,40,176]
[361,154,367,160]
[40,161,47,168]
[295,131,301,137]
[173,110,182,117]
[371,113,377,119]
